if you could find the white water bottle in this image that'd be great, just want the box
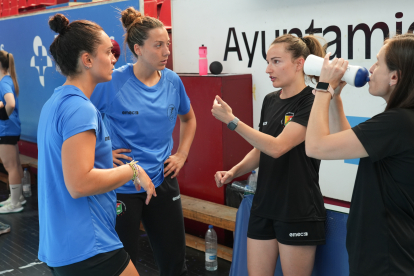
[205,225,218,271]
[304,54,370,87]
[22,168,32,197]
[247,170,257,191]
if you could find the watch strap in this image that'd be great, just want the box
[313,84,334,99]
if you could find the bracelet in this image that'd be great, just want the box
[127,160,141,185]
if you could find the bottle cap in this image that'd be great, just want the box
[208,225,213,229]
[354,67,370,87]
[24,168,28,171]
[252,170,256,174]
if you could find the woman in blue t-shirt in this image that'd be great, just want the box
[37,14,156,276]
[306,34,414,275]
[0,50,24,214]
[91,7,196,275]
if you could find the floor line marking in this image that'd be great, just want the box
[19,261,44,269]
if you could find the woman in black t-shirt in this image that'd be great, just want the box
[307,33,414,276]
[212,34,326,276]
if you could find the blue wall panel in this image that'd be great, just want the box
[0,0,138,142]
[344,116,370,165]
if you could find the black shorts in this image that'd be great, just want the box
[0,136,19,145]
[247,213,326,246]
[48,248,130,276]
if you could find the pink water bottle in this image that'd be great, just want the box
[199,45,208,76]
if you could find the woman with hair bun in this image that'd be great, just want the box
[91,7,196,276]
[37,13,156,276]
[212,34,326,276]
[306,33,414,275]
[0,50,24,214]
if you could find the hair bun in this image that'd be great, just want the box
[49,14,70,35]
[121,7,143,29]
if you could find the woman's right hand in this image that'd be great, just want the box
[135,165,157,205]
[112,148,132,167]
[214,171,234,188]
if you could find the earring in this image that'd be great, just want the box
[85,65,89,69]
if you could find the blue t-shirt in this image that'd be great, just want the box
[0,75,20,136]
[37,85,122,267]
[91,64,191,194]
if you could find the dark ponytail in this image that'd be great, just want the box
[271,34,326,82]
[0,50,19,96]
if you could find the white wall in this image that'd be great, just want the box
[171,0,413,201]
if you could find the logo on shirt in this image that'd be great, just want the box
[30,36,53,87]
[116,200,126,216]
[263,122,268,126]
[281,112,294,126]
[172,195,181,201]
[167,104,177,122]
[105,136,110,141]
[122,111,139,115]
[289,232,308,237]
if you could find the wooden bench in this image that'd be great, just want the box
[0,154,38,186]
[141,194,237,261]
[181,195,237,261]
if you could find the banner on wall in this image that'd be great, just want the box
[0,0,139,143]
[172,0,413,202]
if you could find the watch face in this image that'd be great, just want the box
[228,122,237,131]
[316,82,329,90]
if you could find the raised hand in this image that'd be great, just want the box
[211,96,235,124]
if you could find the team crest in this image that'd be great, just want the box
[282,112,294,126]
[116,200,126,216]
[167,104,177,122]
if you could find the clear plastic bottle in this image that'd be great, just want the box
[205,225,218,271]
[22,168,32,197]
[247,170,257,192]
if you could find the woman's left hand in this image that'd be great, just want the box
[319,52,349,90]
[211,96,235,124]
[0,101,4,109]
[164,152,187,178]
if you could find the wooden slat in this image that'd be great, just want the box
[0,172,8,185]
[18,154,38,169]
[185,233,233,262]
[180,195,237,231]
[0,154,38,169]
[139,223,233,262]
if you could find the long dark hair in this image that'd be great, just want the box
[384,33,414,110]
[0,51,19,96]
[48,14,103,77]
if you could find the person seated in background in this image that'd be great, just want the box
[111,39,121,65]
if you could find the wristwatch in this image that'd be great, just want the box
[227,117,240,131]
[313,82,334,99]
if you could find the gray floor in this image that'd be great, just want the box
[0,186,231,276]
